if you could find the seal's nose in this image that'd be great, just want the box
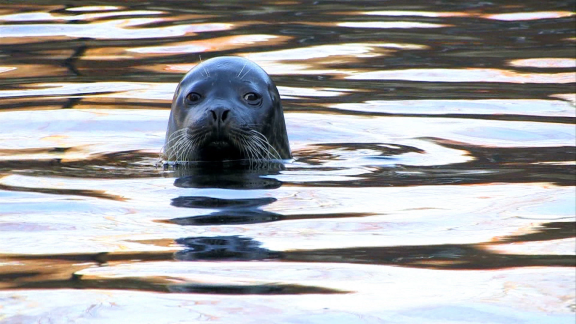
[209,107,230,124]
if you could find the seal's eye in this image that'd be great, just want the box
[186,92,202,104]
[243,92,261,105]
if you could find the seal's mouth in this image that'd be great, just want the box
[199,139,244,161]
[208,140,231,149]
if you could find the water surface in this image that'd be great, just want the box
[0,1,575,323]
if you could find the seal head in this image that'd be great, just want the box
[164,56,291,162]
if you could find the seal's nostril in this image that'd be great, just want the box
[210,108,230,123]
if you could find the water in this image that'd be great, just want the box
[1,1,575,323]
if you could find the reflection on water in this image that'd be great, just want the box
[0,0,574,323]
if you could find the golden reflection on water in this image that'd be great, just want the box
[0,82,156,98]
[355,9,575,21]
[336,21,451,29]
[509,58,576,68]
[346,68,576,83]
[0,10,166,22]
[330,99,576,117]
[0,17,231,40]
[129,34,291,55]
[0,67,17,75]
[0,65,68,79]
[356,11,469,18]
[66,5,121,12]
[483,11,575,21]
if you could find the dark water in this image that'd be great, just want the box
[0,1,575,323]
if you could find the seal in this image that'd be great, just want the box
[163,56,291,162]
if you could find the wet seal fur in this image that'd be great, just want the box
[163,56,291,163]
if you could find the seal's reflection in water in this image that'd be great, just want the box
[168,196,283,225]
[172,231,575,270]
[174,236,279,261]
[163,160,284,226]
[162,161,376,225]
[161,162,350,295]
[168,160,285,190]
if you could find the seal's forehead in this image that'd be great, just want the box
[189,56,270,81]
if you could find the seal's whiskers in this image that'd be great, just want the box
[162,127,214,162]
[229,128,281,161]
[249,129,282,160]
[237,63,247,78]
[198,55,210,78]
[240,68,251,80]
[162,128,187,161]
